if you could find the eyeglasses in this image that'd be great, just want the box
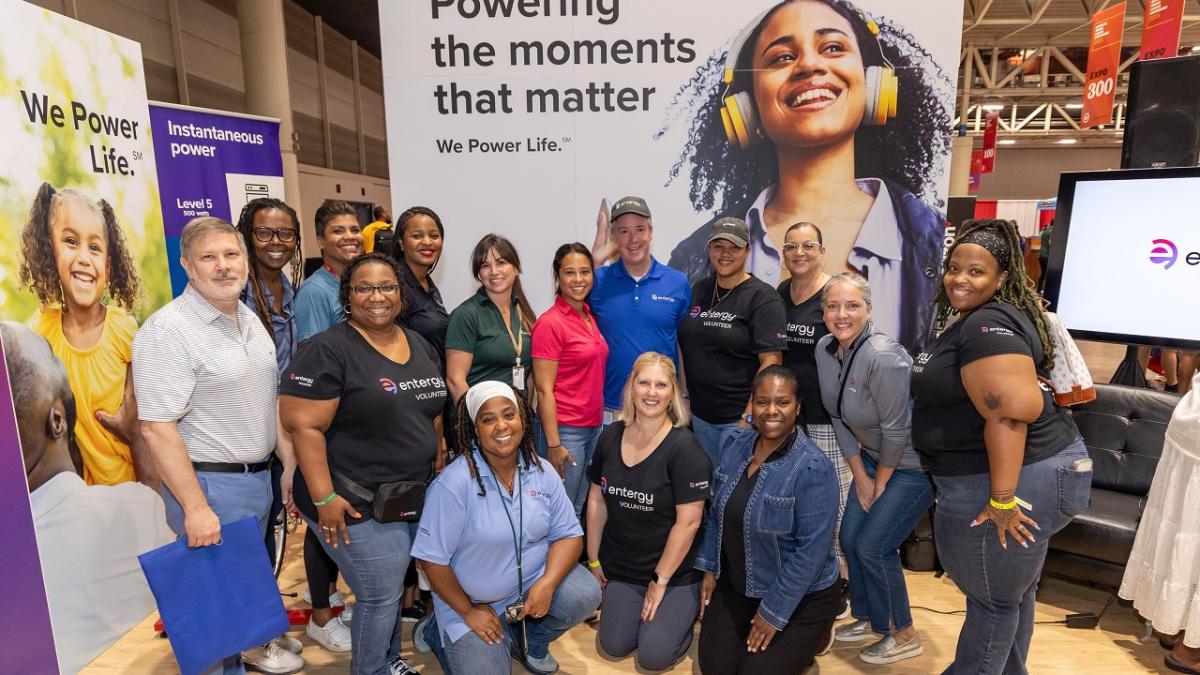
[782,241,822,253]
[252,227,298,243]
[350,283,400,297]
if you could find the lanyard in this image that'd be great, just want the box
[490,461,524,598]
[502,305,524,367]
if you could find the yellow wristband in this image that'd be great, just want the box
[587,560,602,569]
[989,497,1017,510]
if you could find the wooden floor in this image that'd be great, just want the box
[84,340,1177,673]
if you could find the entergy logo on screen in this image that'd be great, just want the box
[1149,239,1200,270]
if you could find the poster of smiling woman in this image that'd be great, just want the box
[382,0,962,355]
[0,2,174,672]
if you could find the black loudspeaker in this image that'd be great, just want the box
[1121,55,1200,169]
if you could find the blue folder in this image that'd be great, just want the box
[139,516,289,675]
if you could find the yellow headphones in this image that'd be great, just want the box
[720,2,899,150]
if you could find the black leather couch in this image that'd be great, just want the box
[1043,383,1179,588]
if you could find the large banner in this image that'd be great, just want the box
[382,0,964,354]
[0,2,174,671]
[1082,2,1127,129]
[0,341,59,673]
[150,102,284,295]
[1139,0,1185,61]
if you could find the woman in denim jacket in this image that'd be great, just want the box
[694,365,842,674]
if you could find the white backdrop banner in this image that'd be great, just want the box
[381,0,964,353]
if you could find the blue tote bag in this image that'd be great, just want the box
[139,516,289,675]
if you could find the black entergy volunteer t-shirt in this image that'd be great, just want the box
[587,423,712,585]
[778,280,831,425]
[910,301,1077,475]
[280,323,447,520]
[678,275,787,423]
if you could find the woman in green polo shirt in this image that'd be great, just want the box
[445,234,538,402]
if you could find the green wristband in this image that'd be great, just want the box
[313,491,338,507]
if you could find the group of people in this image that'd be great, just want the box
[45,154,1087,675]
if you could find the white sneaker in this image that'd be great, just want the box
[307,615,352,653]
[275,635,303,654]
[303,588,346,608]
[242,640,305,674]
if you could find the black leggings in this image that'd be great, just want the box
[698,577,840,675]
[304,526,340,609]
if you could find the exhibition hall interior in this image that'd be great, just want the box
[5,0,1200,673]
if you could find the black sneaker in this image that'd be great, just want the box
[401,603,426,623]
[387,653,418,675]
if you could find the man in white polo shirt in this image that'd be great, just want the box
[133,217,302,675]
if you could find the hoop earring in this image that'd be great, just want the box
[343,304,352,315]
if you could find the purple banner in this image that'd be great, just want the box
[149,103,283,295]
[0,339,60,673]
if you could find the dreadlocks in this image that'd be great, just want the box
[451,389,542,497]
[235,198,302,341]
[936,218,1055,368]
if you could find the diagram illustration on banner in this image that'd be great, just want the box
[149,103,284,295]
[381,0,963,355]
[0,2,175,673]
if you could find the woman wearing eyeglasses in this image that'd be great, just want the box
[777,222,851,583]
[280,252,448,674]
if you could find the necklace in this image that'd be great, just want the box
[711,274,747,307]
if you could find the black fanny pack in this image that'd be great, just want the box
[331,471,429,523]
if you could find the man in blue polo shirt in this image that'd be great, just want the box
[590,196,691,424]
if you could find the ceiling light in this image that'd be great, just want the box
[981,102,1005,112]
[1064,103,1083,110]
[1191,45,1200,53]
[998,139,1017,145]
[1057,138,1078,144]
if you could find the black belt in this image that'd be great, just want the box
[192,460,271,474]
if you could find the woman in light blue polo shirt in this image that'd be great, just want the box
[411,382,601,675]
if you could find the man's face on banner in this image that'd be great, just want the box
[181,231,248,306]
[611,214,653,267]
[752,1,868,150]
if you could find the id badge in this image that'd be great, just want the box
[603,409,614,426]
[512,365,525,389]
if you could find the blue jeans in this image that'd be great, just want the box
[840,453,934,634]
[302,515,416,675]
[690,415,740,470]
[427,564,601,673]
[556,424,602,518]
[162,470,272,675]
[932,438,1091,675]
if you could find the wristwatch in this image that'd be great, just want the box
[653,573,670,586]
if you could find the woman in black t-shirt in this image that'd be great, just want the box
[776,222,850,578]
[910,220,1091,675]
[677,217,786,467]
[280,253,447,675]
[585,352,711,671]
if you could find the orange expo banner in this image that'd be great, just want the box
[1140,0,1185,60]
[1081,2,1126,129]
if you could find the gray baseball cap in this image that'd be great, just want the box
[706,217,750,248]
[610,195,651,220]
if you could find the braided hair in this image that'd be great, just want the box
[451,388,541,497]
[936,218,1055,368]
[235,198,302,341]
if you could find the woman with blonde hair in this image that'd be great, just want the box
[585,352,712,671]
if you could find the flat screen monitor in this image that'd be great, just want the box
[1044,167,1200,351]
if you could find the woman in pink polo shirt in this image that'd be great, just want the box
[533,242,610,519]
